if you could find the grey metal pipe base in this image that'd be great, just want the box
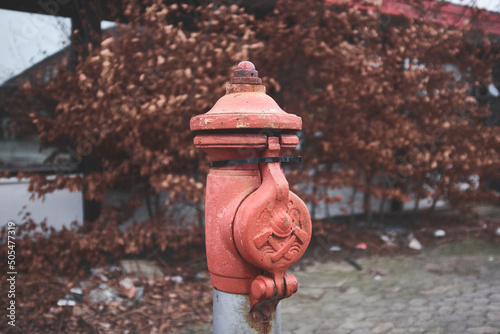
[213,288,281,334]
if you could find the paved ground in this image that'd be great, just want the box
[178,239,500,334]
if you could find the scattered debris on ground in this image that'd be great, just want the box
[434,229,446,237]
[408,233,423,250]
[0,262,212,333]
[308,210,500,262]
[1,209,499,333]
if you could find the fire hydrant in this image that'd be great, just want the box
[190,61,312,333]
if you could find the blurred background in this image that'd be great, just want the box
[0,0,499,332]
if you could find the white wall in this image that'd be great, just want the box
[0,174,448,231]
[0,177,83,229]
[106,189,201,231]
[304,185,446,220]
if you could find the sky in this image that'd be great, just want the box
[0,9,115,84]
[0,0,498,84]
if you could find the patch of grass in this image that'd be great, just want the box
[436,239,500,256]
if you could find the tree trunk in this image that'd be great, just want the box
[429,196,439,212]
[145,186,154,221]
[364,174,373,224]
[350,187,358,224]
[310,168,320,221]
[379,196,387,223]
[413,195,421,222]
[196,201,204,227]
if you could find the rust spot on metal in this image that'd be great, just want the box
[244,301,277,334]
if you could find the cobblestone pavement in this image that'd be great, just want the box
[178,239,500,334]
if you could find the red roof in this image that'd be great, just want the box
[326,0,500,36]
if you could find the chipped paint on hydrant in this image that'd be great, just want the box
[190,61,312,334]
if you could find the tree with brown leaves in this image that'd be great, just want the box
[256,0,500,220]
[1,0,499,274]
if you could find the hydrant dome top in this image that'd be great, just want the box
[190,61,302,132]
[190,92,302,131]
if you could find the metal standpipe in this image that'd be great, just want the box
[213,289,281,333]
[190,61,311,334]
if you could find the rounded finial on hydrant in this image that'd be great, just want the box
[231,61,262,84]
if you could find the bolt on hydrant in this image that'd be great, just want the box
[190,61,312,333]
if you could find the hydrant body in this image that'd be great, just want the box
[190,62,312,332]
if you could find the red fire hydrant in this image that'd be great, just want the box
[191,61,312,333]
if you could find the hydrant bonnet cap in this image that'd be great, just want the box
[190,61,302,132]
[231,61,262,84]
